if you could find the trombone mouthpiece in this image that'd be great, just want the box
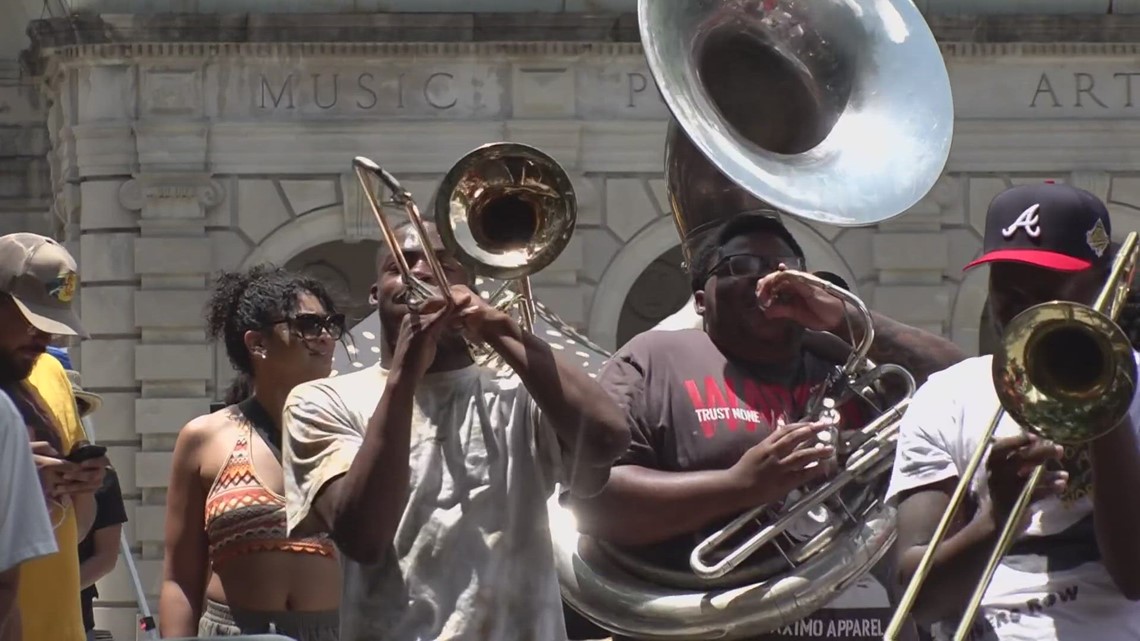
[353,156,382,172]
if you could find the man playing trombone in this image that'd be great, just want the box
[887,182,1140,641]
[280,218,630,641]
[569,124,966,641]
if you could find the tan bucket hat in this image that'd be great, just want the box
[65,369,102,418]
[0,233,87,337]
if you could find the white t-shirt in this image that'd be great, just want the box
[282,364,567,641]
[886,354,1140,641]
[0,390,58,573]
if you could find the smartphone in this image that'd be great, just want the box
[66,443,107,464]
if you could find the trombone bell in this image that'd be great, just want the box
[885,232,1140,641]
[435,142,576,282]
[995,301,1138,445]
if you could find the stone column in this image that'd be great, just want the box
[43,58,146,635]
[39,55,228,635]
[125,63,225,618]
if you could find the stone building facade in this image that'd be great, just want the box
[8,7,1140,639]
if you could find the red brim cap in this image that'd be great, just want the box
[963,249,1092,272]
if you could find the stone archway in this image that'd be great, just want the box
[616,245,689,347]
[240,205,347,269]
[589,217,685,351]
[950,266,989,357]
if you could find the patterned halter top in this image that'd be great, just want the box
[202,398,336,568]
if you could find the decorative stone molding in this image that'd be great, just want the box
[25,13,1140,57]
[32,39,1140,63]
[118,174,225,213]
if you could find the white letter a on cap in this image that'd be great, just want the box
[1001,203,1042,239]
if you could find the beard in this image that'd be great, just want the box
[0,349,36,386]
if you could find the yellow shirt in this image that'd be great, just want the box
[17,354,87,641]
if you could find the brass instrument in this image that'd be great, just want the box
[351,142,576,367]
[884,232,1140,641]
[549,0,955,638]
[689,271,916,579]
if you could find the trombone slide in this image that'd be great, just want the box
[951,464,1046,641]
[882,407,1006,640]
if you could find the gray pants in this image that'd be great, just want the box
[198,598,339,641]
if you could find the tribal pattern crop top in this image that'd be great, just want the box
[203,424,336,568]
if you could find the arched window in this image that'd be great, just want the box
[616,245,690,348]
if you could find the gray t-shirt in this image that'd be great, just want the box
[598,329,892,641]
[0,390,57,574]
[282,364,567,641]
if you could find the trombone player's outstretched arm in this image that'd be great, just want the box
[887,182,1140,641]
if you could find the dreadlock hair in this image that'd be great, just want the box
[206,264,340,377]
[687,211,806,293]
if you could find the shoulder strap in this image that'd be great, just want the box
[236,397,282,463]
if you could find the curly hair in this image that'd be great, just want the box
[222,372,252,405]
[206,264,340,376]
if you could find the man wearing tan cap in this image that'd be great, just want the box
[0,233,107,641]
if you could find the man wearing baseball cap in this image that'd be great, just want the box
[885,182,1140,641]
[0,233,106,641]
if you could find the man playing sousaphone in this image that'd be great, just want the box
[569,123,966,641]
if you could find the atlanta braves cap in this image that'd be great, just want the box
[963,182,1113,272]
[0,233,87,337]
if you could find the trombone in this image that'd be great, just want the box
[884,232,1140,641]
[351,142,576,361]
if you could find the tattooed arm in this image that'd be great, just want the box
[830,307,967,385]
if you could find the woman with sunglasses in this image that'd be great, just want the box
[159,264,346,640]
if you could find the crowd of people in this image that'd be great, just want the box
[1,134,1139,641]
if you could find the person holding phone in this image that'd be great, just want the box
[47,347,127,641]
[0,233,107,641]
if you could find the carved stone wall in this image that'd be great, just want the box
[0,80,52,237]
[18,14,1140,637]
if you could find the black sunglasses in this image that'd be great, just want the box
[706,254,804,280]
[270,313,346,341]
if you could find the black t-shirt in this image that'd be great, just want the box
[596,329,893,641]
[79,467,128,632]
